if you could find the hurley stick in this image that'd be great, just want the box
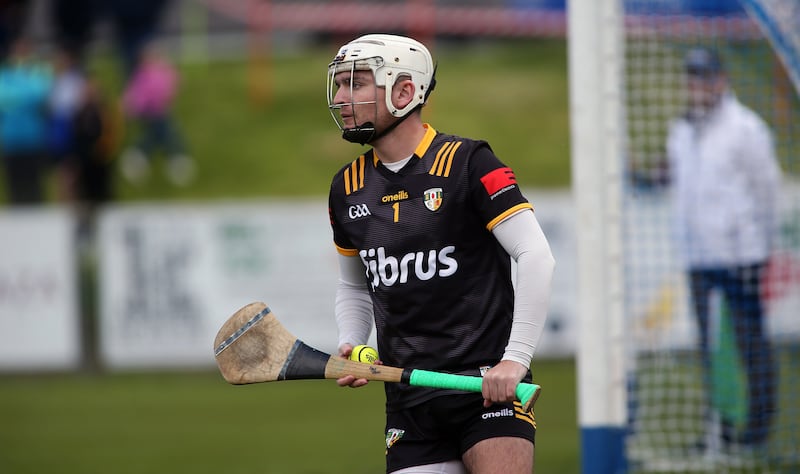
[214,302,541,411]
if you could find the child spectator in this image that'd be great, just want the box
[120,42,194,186]
[64,77,121,243]
[48,47,86,177]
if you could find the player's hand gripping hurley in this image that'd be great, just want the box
[214,302,541,411]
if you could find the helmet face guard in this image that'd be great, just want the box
[327,58,382,145]
[327,34,436,144]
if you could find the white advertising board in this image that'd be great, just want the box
[523,191,579,358]
[0,208,81,371]
[97,200,347,369]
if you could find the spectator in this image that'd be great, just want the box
[667,46,781,453]
[120,41,194,186]
[61,77,120,243]
[48,47,86,171]
[0,36,53,204]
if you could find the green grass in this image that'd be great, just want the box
[0,359,578,474]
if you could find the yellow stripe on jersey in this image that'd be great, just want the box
[344,155,366,195]
[485,203,534,231]
[359,155,366,188]
[429,141,461,177]
[431,142,453,175]
[443,141,461,176]
[335,244,359,256]
[513,401,537,428]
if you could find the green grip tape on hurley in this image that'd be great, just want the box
[408,369,540,409]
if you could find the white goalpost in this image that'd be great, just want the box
[570,0,800,472]
[568,0,628,472]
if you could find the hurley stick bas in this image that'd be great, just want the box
[214,302,541,412]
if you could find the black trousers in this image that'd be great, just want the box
[2,152,47,204]
[689,263,777,446]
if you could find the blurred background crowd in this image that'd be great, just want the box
[0,0,192,215]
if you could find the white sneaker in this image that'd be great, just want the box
[120,147,151,184]
[166,155,196,186]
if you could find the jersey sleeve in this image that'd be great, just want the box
[468,143,533,230]
[328,175,359,256]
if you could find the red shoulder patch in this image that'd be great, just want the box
[480,167,517,195]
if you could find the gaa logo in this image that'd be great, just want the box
[423,187,443,211]
[348,203,371,219]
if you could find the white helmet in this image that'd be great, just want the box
[327,34,436,144]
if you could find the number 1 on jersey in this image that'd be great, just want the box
[392,202,399,223]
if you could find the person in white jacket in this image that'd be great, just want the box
[666,46,781,450]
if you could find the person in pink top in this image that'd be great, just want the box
[120,42,194,186]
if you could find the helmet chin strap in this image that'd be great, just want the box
[341,123,376,145]
[341,106,418,145]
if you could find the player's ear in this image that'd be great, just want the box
[391,76,416,109]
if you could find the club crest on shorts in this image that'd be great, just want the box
[423,187,443,211]
[385,428,405,449]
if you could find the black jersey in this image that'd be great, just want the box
[328,124,533,410]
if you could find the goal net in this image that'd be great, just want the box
[618,0,800,471]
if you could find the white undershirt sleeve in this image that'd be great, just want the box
[492,209,555,368]
[334,253,374,350]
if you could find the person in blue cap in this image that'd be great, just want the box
[666,46,781,454]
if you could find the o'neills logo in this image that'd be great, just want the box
[423,187,443,211]
[381,190,409,203]
[482,408,515,420]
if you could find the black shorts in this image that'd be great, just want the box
[384,393,536,473]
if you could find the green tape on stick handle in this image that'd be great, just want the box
[408,369,541,411]
[409,369,483,392]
